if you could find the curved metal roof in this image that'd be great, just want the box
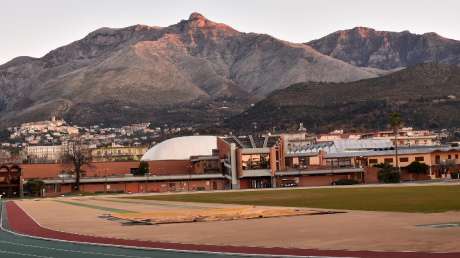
[141,136,217,161]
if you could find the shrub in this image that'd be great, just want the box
[451,172,460,180]
[405,161,429,174]
[24,179,45,197]
[333,178,360,185]
[133,161,149,176]
[376,163,401,183]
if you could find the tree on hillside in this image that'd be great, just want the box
[389,112,402,172]
[0,129,9,141]
[62,136,91,192]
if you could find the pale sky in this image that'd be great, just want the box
[1,0,459,65]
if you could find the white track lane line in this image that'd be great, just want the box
[0,240,153,258]
[0,201,356,258]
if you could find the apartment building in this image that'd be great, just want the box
[90,146,148,162]
[361,127,439,146]
[24,145,66,163]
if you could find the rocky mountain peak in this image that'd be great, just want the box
[349,27,376,37]
[183,12,215,28]
[176,12,238,34]
[188,12,207,21]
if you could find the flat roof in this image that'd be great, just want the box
[38,173,226,184]
[326,146,460,158]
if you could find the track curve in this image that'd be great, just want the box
[2,201,459,258]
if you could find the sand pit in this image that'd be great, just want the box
[111,206,332,224]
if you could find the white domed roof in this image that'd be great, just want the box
[141,136,217,161]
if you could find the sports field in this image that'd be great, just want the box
[128,185,460,212]
[12,185,460,255]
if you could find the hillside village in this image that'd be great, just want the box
[1,116,459,198]
[0,117,194,164]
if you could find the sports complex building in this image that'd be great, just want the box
[1,133,460,197]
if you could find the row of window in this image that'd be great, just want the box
[434,154,458,164]
[368,156,425,164]
[368,154,459,164]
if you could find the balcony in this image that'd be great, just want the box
[278,165,364,176]
[241,169,272,178]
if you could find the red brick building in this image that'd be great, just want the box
[3,134,460,197]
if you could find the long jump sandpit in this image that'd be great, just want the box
[8,196,460,258]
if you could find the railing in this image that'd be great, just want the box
[203,168,221,174]
[285,164,362,171]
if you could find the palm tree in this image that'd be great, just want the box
[389,112,402,172]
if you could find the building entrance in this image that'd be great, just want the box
[250,177,272,189]
[0,164,22,198]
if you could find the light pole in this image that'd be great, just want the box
[104,168,108,193]
[144,171,149,193]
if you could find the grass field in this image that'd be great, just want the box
[127,185,460,213]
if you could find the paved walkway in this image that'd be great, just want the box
[3,201,460,258]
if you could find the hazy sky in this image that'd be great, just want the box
[1,0,460,64]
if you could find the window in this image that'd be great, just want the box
[289,156,309,169]
[326,158,352,168]
[448,154,452,160]
[369,159,378,164]
[415,156,424,162]
[435,155,440,164]
[399,157,409,162]
[384,158,393,163]
[456,154,459,159]
[241,154,270,170]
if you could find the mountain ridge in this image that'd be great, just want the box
[0,13,377,128]
[306,26,460,69]
[226,63,460,133]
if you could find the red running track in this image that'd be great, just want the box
[5,201,460,258]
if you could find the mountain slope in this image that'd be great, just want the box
[0,13,377,127]
[227,63,460,132]
[307,27,460,70]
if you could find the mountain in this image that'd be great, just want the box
[226,63,460,132]
[307,27,460,70]
[0,13,378,128]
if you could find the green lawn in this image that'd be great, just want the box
[127,185,460,213]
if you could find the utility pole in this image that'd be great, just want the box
[390,112,402,173]
[395,128,399,172]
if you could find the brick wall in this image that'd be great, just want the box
[21,161,140,179]
[43,179,227,196]
[217,138,231,159]
[147,160,192,175]
[364,167,380,184]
